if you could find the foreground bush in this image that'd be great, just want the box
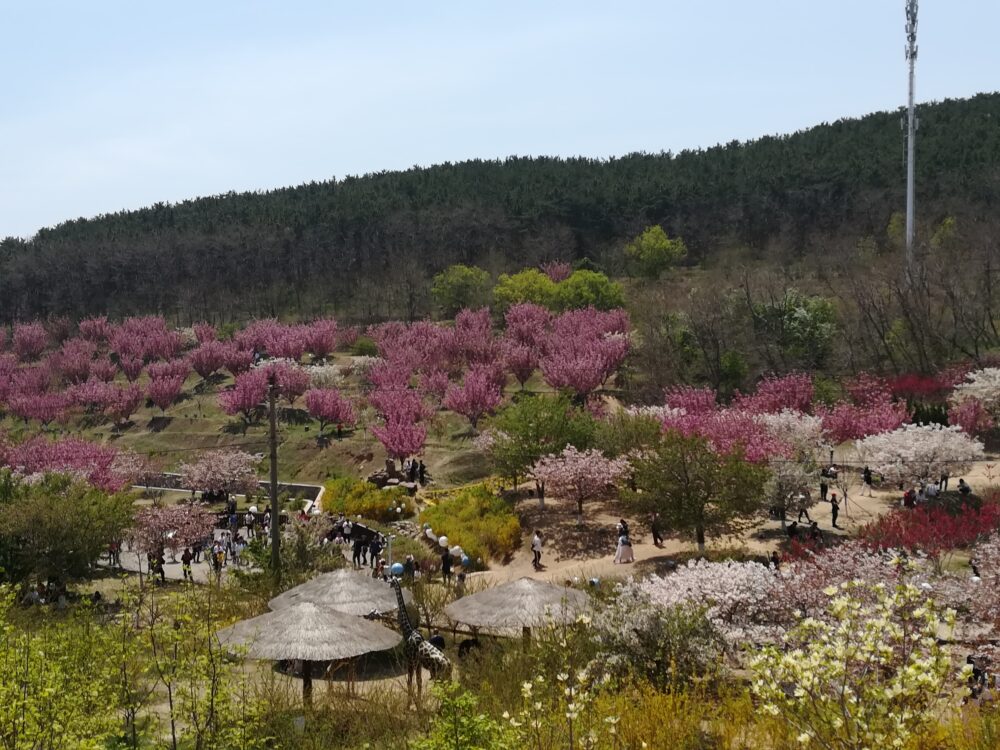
[420,484,521,563]
[752,582,958,750]
[323,477,413,522]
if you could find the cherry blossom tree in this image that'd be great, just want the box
[147,375,185,412]
[89,357,118,382]
[67,377,117,413]
[818,400,909,444]
[130,504,218,560]
[12,322,48,361]
[257,360,310,403]
[443,367,503,429]
[502,340,538,388]
[119,354,145,382]
[451,307,499,367]
[661,407,791,463]
[417,368,451,401]
[369,387,433,423]
[372,418,427,464]
[367,359,413,390]
[52,337,96,384]
[218,369,268,430]
[8,392,69,427]
[304,318,338,360]
[222,342,255,375]
[948,397,994,438]
[304,388,356,435]
[540,338,607,400]
[147,358,191,382]
[733,372,813,414]
[952,367,1000,419]
[855,423,984,485]
[664,386,718,413]
[540,260,572,283]
[78,315,111,342]
[106,383,145,428]
[531,445,629,514]
[504,302,552,347]
[2,435,132,491]
[178,450,259,497]
[188,340,228,379]
[192,322,217,343]
[754,409,826,462]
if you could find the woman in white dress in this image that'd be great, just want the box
[614,534,634,564]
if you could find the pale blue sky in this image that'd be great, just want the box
[1,1,997,238]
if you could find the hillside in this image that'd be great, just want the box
[1,93,999,324]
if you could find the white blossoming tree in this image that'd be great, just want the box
[952,367,1000,417]
[855,423,984,486]
[752,582,959,750]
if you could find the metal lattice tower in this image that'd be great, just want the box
[904,0,919,277]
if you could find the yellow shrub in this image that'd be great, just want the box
[420,485,521,564]
[323,478,413,523]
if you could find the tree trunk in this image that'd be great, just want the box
[696,524,706,555]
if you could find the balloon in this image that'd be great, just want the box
[461,555,471,568]
[390,563,404,576]
[449,545,462,557]
[438,536,448,548]
[425,528,436,540]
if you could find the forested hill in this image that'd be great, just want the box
[2,93,999,324]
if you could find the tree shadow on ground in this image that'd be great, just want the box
[147,416,173,433]
[517,500,625,561]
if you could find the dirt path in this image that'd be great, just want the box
[471,457,1000,587]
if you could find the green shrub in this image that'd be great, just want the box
[323,478,413,522]
[350,335,379,357]
[420,485,521,564]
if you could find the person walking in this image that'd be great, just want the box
[650,512,664,547]
[830,494,841,529]
[819,479,829,502]
[156,550,166,584]
[418,461,427,485]
[441,547,454,584]
[614,533,634,564]
[940,471,950,491]
[796,495,812,523]
[369,535,383,568]
[181,547,193,581]
[531,530,543,570]
[862,466,874,496]
[352,537,364,569]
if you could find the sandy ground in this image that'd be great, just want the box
[472,456,1000,588]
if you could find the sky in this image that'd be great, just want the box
[1,1,998,239]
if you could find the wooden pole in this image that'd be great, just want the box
[268,374,281,582]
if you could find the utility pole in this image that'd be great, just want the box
[904,0,919,279]
[267,373,281,581]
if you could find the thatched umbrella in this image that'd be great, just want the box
[217,602,401,705]
[268,569,412,617]
[444,577,590,640]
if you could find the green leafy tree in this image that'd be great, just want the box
[624,225,688,278]
[556,270,626,311]
[492,269,559,312]
[482,394,595,488]
[630,432,768,553]
[750,288,838,370]
[431,264,492,317]
[595,411,662,459]
[0,471,133,583]
[0,590,123,749]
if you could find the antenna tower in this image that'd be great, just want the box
[904,0,918,278]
